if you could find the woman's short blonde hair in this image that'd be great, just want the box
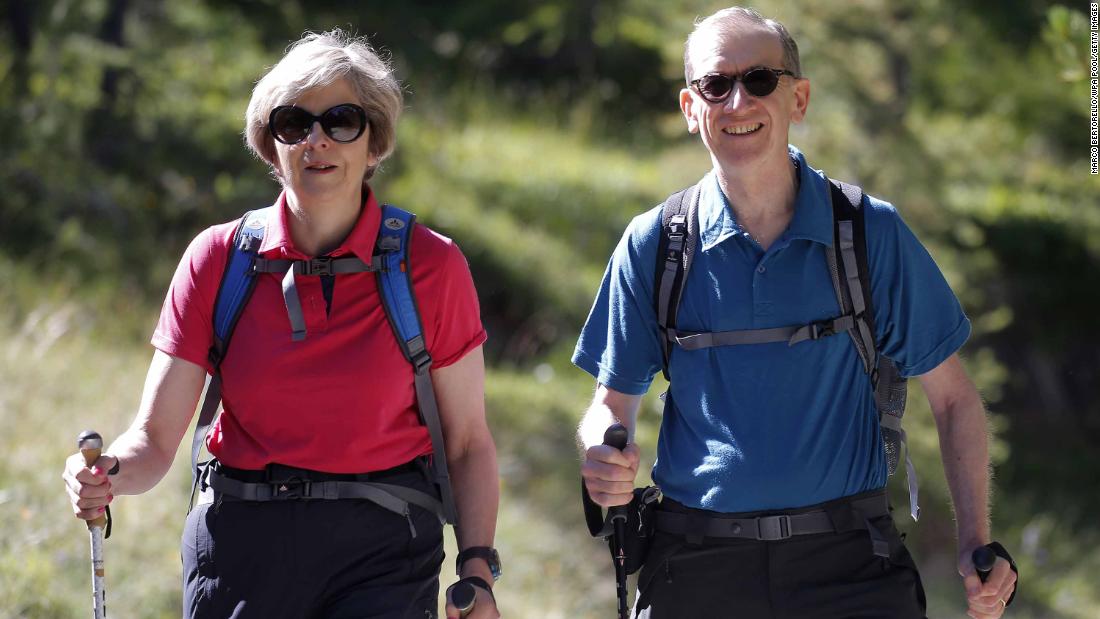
[244,29,403,181]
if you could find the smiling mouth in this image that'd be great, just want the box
[722,123,763,135]
[305,164,337,171]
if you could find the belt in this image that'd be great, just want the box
[195,459,445,529]
[654,490,891,544]
[656,510,835,541]
[215,459,425,484]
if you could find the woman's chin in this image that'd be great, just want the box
[287,179,360,204]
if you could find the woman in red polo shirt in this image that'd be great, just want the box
[62,30,500,619]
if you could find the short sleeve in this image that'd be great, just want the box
[150,226,231,373]
[415,229,487,369]
[572,211,666,395]
[865,199,971,377]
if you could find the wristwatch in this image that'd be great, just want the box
[456,546,502,582]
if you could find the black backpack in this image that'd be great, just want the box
[654,178,918,521]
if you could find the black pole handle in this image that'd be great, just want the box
[603,422,631,619]
[451,580,477,618]
[603,423,628,451]
[972,545,996,584]
[603,424,629,523]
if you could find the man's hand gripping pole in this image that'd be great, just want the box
[604,423,631,619]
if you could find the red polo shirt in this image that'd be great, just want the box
[152,188,487,473]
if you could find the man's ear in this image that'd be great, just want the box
[789,78,810,124]
[680,88,699,134]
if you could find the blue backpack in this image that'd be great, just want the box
[188,204,458,525]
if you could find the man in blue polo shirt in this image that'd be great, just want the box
[575,7,1017,618]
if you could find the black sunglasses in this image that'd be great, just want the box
[268,103,368,145]
[690,68,795,103]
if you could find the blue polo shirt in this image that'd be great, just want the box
[572,146,970,513]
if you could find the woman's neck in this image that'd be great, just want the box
[283,186,363,257]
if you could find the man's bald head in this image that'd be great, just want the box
[683,7,802,83]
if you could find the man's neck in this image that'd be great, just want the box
[713,153,800,250]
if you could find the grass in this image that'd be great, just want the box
[0,281,620,617]
[9,308,1098,618]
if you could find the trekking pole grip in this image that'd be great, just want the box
[78,430,108,530]
[972,545,996,584]
[603,424,629,451]
[602,423,631,619]
[451,580,477,618]
[603,424,629,522]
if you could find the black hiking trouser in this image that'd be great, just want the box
[635,490,927,619]
[181,461,444,619]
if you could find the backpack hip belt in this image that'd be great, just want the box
[196,461,445,535]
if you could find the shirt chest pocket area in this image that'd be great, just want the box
[680,246,843,334]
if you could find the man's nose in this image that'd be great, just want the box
[724,82,754,112]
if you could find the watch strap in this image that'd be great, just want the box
[451,576,494,603]
[456,546,500,580]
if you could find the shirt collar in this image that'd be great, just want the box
[698,145,835,252]
[258,184,383,260]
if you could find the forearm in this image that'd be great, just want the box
[106,350,205,495]
[578,384,640,450]
[105,424,179,495]
[448,431,499,581]
[934,390,992,550]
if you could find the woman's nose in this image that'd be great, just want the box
[305,121,331,148]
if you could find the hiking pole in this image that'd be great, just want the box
[451,580,477,618]
[77,430,108,619]
[973,545,996,583]
[603,423,630,619]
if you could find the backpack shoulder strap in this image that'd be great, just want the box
[375,204,459,526]
[826,179,878,376]
[190,207,272,504]
[654,182,701,380]
[827,179,919,520]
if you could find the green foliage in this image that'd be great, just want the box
[2,0,1098,616]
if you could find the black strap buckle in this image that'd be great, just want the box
[406,335,432,374]
[271,477,310,500]
[809,321,836,340]
[300,257,333,276]
[756,515,792,540]
[411,350,432,375]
